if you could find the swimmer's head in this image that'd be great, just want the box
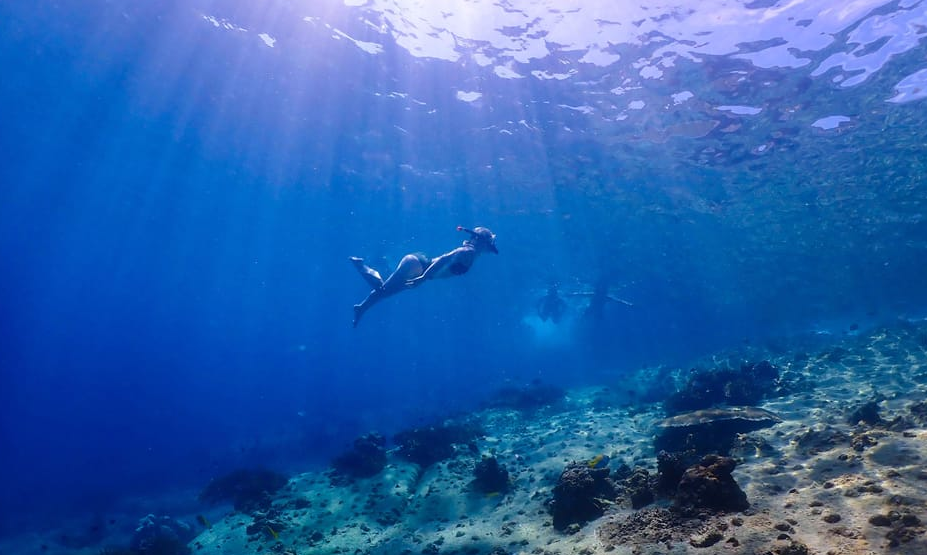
[458,225,498,254]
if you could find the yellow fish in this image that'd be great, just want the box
[266,525,279,540]
[196,515,211,529]
[587,454,610,469]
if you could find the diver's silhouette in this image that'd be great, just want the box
[536,284,568,324]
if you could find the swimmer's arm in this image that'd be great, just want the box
[605,295,634,307]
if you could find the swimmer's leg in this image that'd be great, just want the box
[350,257,385,289]
[353,288,385,328]
[352,254,426,328]
[380,254,426,293]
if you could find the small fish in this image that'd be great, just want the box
[196,514,211,529]
[266,525,279,540]
[587,454,610,469]
[485,491,500,498]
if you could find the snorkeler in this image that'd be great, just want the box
[350,226,499,327]
[536,284,567,324]
[571,279,633,320]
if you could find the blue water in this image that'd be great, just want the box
[2,0,927,535]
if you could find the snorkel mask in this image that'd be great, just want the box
[457,226,499,254]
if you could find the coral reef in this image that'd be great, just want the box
[665,360,780,415]
[654,406,782,457]
[198,468,288,513]
[331,432,387,481]
[610,465,655,509]
[393,421,483,467]
[548,461,618,532]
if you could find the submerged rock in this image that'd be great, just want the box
[393,421,483,467]
[729,433,777,459]
[198,468,288,514]
[675,455,749,513]
[868,510,923,547]
[878,511,925,547]
[794,425,850,455]
[846,400,882,426]
[689,529,723,547]
[549,461,618,531]
[130,514,195,555]
[908,400,927,425]
[473,455,510,493]
[850,429,884,452]
[331,432,387,481]
[655,406,782,456]
[763,541,812,555]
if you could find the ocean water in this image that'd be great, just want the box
[1,0,927,547]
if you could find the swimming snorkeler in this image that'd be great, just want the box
[350,226,499,328]
[536,284,567,324]
[572,279,633,320]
